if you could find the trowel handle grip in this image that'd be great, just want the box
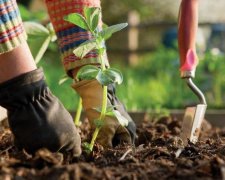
[178,0,199,77]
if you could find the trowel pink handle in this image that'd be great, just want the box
[178,0,199,74]
[180,49,197,72]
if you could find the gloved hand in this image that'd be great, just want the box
[0,68,81,156]
[72,79,136,148]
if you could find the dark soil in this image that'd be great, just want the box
[0,116,225,180]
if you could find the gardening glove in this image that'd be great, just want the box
[72,79,136,148]
[0,68,81,156]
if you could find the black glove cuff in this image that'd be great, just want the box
[0,68,44,90]
[0,68,47,110]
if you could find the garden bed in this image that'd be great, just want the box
[0,114,225,179]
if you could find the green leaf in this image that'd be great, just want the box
[82,142,92,153]
[25,22,53,63]
[96,70,114,86]
[90,8,100,31]
[92,107,128,126]
[105,106,116,117]
[58,75,69,85]
[76,65,100,80]
[94,119,104,128]
[93,106,128,126]
[34,37,51,64]
[99,23,128,40]
[84,7,100,31]
[113,110,129,126]
[64,13,89,31]
[107,68,123,84]
[46,23,57,42]
[102,23,108,29]
[93,107,102,113]
[73,39,97,58]
[84,7,95,24]
[97,68,123,85]
[24,22,49,37]
[93,106,116,117]
[97,47,106,56]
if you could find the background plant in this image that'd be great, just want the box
[24,22,57,64]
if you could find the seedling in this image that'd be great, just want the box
[64,7,128,153]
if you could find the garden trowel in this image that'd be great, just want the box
[178,0,207,145]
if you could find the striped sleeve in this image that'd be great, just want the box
[45,0,109,73]
[0,0,27,54]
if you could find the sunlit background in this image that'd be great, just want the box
[18,0,225,111]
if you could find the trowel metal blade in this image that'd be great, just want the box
[180,104,207,145]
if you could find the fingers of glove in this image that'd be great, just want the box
[96,125,116,148]
[107,84,137,143]
[60,127,82,157]
[71,140,82,157]
[112,125,132,147]
[127,121,137,144]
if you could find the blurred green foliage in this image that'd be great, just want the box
[101,0,178,24]
[19,3,225,111]
[101,0,153,23]
[18,4,46,22]
[114,47,225,110]
[38,44,225,111]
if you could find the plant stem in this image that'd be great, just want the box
[89,127,100,150]
[35,36,51,64]
[89,55,108,151]
[100,85,107,120]
[99,53,108,121]
[74,97,82,126]
[97,43,106,71]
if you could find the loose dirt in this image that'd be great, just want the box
[0,116,224,180]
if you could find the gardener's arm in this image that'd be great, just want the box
[45,0,136,148]
[0,0,81,156]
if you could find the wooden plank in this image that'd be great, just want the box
[0,107,7,121]
[70,110,225,127]
[1,108,224,127]
[128,11,140,66]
